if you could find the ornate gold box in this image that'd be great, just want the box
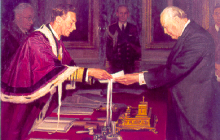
[116,97,158,134]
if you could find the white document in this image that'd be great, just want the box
[76,89,103,95]
[29,138,68,140]
[53,106,94,115]
[32,117,76,133]
[99,70,124,83]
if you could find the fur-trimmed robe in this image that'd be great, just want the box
[1,24,87,140]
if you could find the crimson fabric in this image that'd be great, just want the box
[2,31,73,95]
[1,29,75,140]
[144,21,220,140]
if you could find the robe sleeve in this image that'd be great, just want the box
[1,32,79,102]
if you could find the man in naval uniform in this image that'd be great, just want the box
[106,5,141,74]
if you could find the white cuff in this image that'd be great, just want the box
[139,73,146,85]
[216,72,220,82]
[85,70,89,82]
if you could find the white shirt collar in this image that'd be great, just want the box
[118,22,127,30]
[215,24,219,32]
[49,24,60,40]
[181,19,191,35]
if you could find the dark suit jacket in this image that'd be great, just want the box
[1,22,33,75]
[106,22,141,73]
[208,25,219,45]
[144,21,220,139]
[208,25,220,64]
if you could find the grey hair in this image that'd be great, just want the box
[160,6,187,19]
[13,3,33,15]
[214,3,220,10]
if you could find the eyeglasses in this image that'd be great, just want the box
[23,16,35,22]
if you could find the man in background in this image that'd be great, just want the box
[208,4,220,81]
[106,5,141,74]
[1,3,35,75]
[1,4,112,140]
[116,6,220,140]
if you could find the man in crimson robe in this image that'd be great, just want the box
[1,4,112,140]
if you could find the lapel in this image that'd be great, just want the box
[124,23,130,34]
[116,23,122,33]
[35,24,58,56]
[116,22,130,34]
[46,24,60,56]
[115,22,130,34]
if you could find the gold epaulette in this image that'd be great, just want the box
[67,67,85,82]
[73,67,84,82]
[87,76,94,85]
[67,67,94,85]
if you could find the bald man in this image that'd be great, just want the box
[116,6,220,140]
[1,3,35,75]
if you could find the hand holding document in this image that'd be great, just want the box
[99,70,125,83]
[88,68,112,80]
[114,73,140,85]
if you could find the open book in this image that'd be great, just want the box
[32,117,77,133]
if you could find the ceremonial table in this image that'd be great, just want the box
[27,87,168,140]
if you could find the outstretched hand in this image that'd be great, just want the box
[88,68,112,80]
[216,64,220,79]
[114,73,140,85]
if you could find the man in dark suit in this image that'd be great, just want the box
[106,5,141,74]
[1,3,35,75]
[208,4,220,81]
[116,6,220,140]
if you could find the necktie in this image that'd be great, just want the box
[122,24,125,32]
